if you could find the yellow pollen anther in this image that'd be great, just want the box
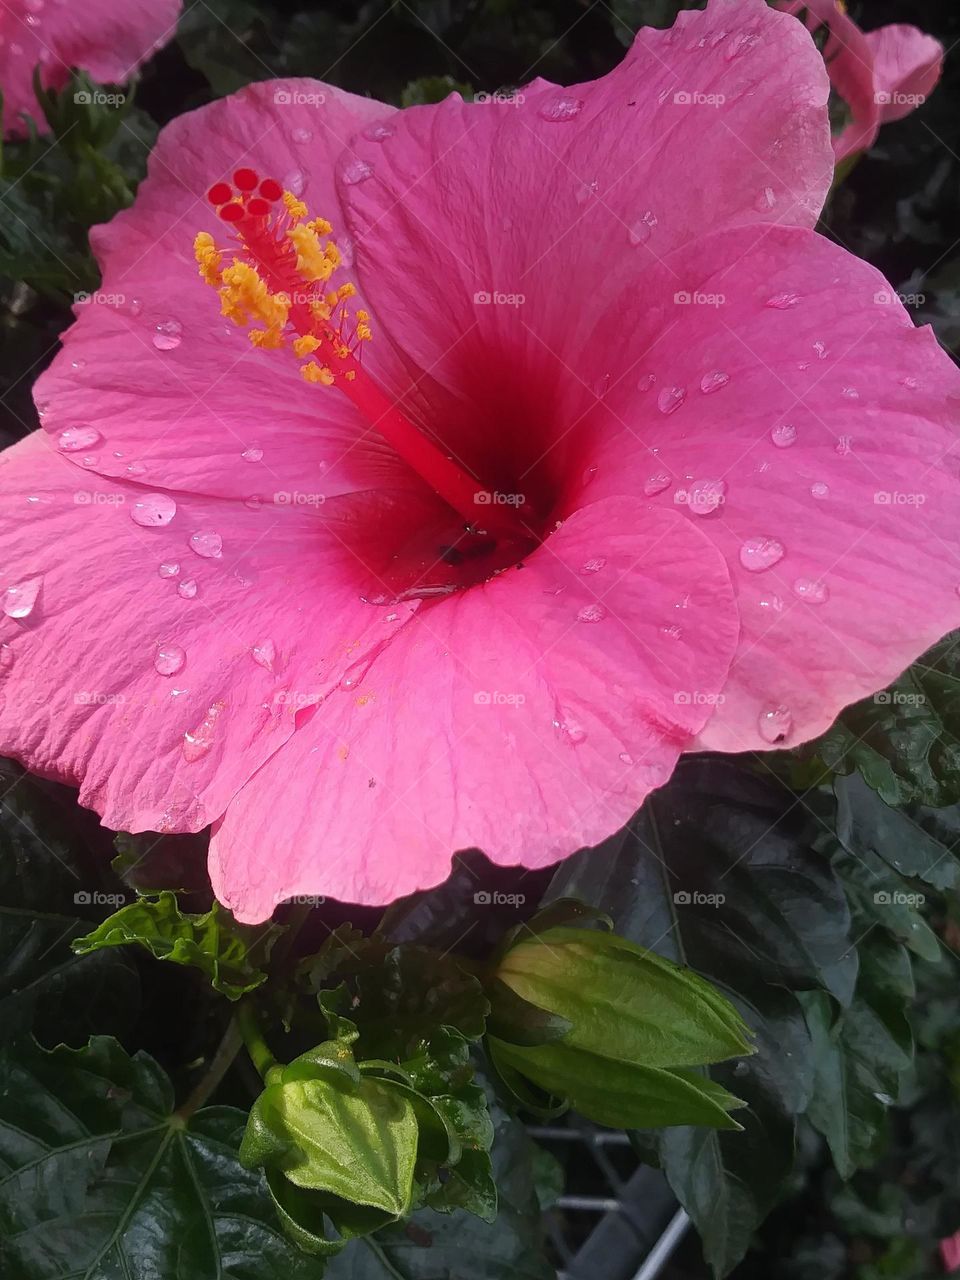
[301,361,335,385]
[357,309,369,322]
[287,224,338,283]
[283,192,308,220]
[194,231,223,287]
[335,344,350,360]
[345,371,357,381]
[337,283,356,300]
[218,260,289,347]
[293,334,321,356]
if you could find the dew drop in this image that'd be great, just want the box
[812,340,827,360]
[687,478,726,516]
[900,376,919,390]
[155,644,186,676]
[178,579,198,599]
[0,643,13,673]
[841,386,860,400]
[364,121,395,141]
[342,157,374,185]
[71,359,86,371]
[793,577,829,604]
[628,210,657,245]
[539,95,583,122]
[241,447,263,463]
[131,493,177,527]
[739,536,784,572]
[338,234,355,267]
[764,291,801,309]
[244,495,263,511]
[771,422,797,448]
[189,531,223,559]
[700,371,729,395]
[657,385,686,415]
[580,556,607,574]
[810,481,829,499]
[594,372,610,398]
[644,473,671,497]
[577,603,606,623]
[755,186,775,211]
[759,594,784,612]
[637,373,657,392]
[57,425,101,452]
[582,463,598,486]
[126,461,146,476]
[129,298,143,318]
[618,752,634,765]
[2,577,41,619]
[183,701,224,762]
[758,704,792,744]
[835,435,853,457]
[283,169,305,196]
[292,126,313,143]
[152,319,183,351]
[661,624,682,639]
[158,561,180,578]
[555,717,587,744]
[252,639,277,671]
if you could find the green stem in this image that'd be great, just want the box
[238,1000,279,1080]
[175,1015,243,1121]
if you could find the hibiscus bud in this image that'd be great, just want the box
[486,925,753,1129]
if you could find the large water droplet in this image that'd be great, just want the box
[764,292,801,310]
[771,422,797,448]
[539,95,583,122]
[758,704,792,744]
[618,751,634,765]
[657,385,686,415]
[810,481,829,500]
[189,531,223,559]
[644,473,671,497]
[57,425,101,452]
[158,561,180,578]
[628,210,657,245]
[183,701,224,762]
[577,603,606,623]
[131,493,177,527]
[700,371,729,395]
[155,644,186,676]
[793,577,829,604]
[2,577,41,619]
[740,536,784,571]
[152,320,182,351]
[580,557,606,574]
[178,579,198,599]
[341,157,374,185]
[252,639,277,672]
[687,478,726,517]
[241,447,263,463]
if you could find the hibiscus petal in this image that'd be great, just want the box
[866,25,944,125]
[0,432,426,832]
[210,496,739,920]
[32,80,410,504]
[571,223,960,753]
[1,0,181,137]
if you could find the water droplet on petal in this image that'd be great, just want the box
[758,704,792,744]
[183,701,224,762]
[765,291,801,310]
[364,121,394,141]
[555,717,587,744]
[739,536,784,571]
[283,169,305,196]
[158,561,180,578]
[582,463,598,486]
[901,376,919,390]
[577,603,606,623]
[810,481,829,499]
[759,594,784,611]
[637,373,657,392]
[539,95,583,122]
[129,297,143,318]
[57,425,101,452]
[580,557,606,574]
[700,371,729,395]
[812,340,827,360]
[842,386,860,400]
[292,126,313,143]
[835,435,853,457]
[152,320,182,351]
[644,473,671,497]
[126,461,146,476]
[155,644,185,676]
[618,752,634,765]
[342,157,374,185]
[793,577,829,604]
[755,186,775,211]
[771,422,797,448]
[687,478,726,516]
[628,210,657,244]
[657,385,686,415]
[241,447,263,463]
[3,577,41,619]
[131,493,177,527]
[252,639,277,671]
[338,234,355,268]
[189,531,223,559]
[0,643,13,672]
[661,624,682,639]
[594,372,610,398]
[178,578,198,599]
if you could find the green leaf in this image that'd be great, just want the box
[496,925,753,1067]
[545,757,853,1275]
[0,1035,324,1278]
[489,1037,744,1130]
[802,632,960,807]
[834,773,960,891]
[72,890,279,999]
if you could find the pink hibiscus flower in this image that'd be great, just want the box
[2,0,959,923]
[0,0,182,137]
[778,0,943,160]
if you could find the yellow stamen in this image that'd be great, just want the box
[301,361,335,385]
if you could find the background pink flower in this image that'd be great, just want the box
[0,0,958,921]
[0,0,182,137]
